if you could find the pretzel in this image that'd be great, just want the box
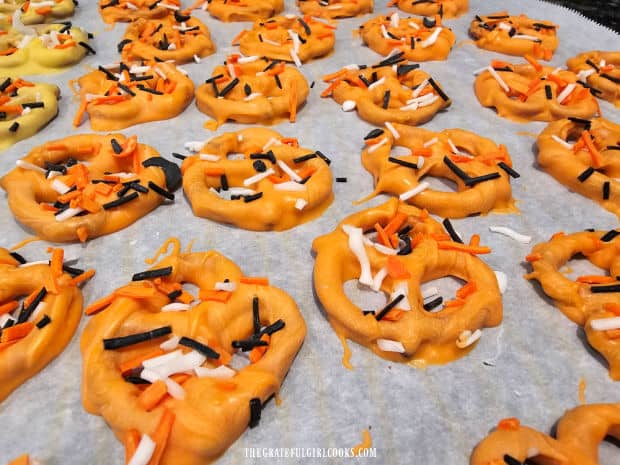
[469,12,558,59]
[312,198,502,367]
[98,0,173,25]
[0,77,59,152]
[0,0,75,25]
[360,13,455,62]
[0,21,93,76]
[0,246,93,402]
[471,404,620,465]
[234,15,335,65]
[567,51,620,108]
[119,14,214,64]
[537,117,620,219]
[296,0,372,19]
[74,61,194,131]
[392,0,467,19]
[80,238,306,465]
[0,133,182,243]
[475,59,600,122]
[360,124,518,218]
[206,0,283,22]
[195,55,309,126]
[181,128,333,231]
[525,229,620,380]
[322,56,451,127]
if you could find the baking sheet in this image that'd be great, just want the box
[0,0,619,463]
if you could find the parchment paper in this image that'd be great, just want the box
[0,1,618,464]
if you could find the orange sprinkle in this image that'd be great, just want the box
[603,303,620,316]
[199,289,231,302]
[456,281,477,299]
[0,300,19,316]
[249,333,270,363]
[85,294,114,315]
[581,130,602,168]
[70,269,95,286]
[497,417,520,431]
[524,54,542,72]
[386,256,411,280]
[120,349,166,374]
[381,309,405,321]
[215,380,237,391]
[576,275,616,284]
[0,321,34,343]
[525,253,541,262]
[240,276,269,286]
[115,283,156,299]
[437,241,491,255]
[550,231,565,241]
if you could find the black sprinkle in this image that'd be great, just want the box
[375,294,405,321]
[98,66,119,81]
[603,181,611,200]
[232,338,268,351]
[244,83,252,96]
[174,10,191,22]
[250,151,276,164]
[36,315,51,329]
[600,229,620,242]
[9,122,19,132]
[179,336,220,359]
[443,156,470,183]
[498,162,520,178]
[293,153,317,163]
[9,252,26,264]
[364,128,384,140]
[586,59,600,72]
[253,160,267,172]
[423,16,436,28]
[397,64,420,76]
[465,173,501,187]
[388,157,417,170]
[172,152,187,160]
[205,74,224,84]
[601,73,620,84]
[310,81,315,88]
[102,192,139,209]
[63,264,84,276]
[249,398,262,428]
[132,266,173,281]
[607,146,620,151]
[503,454,523,465]
[428,78,449,101]
[590,283,620,293]
[261,319,285,336]
[423,296,443,311]
[137,85,163,95]
[336,177,347,182]
[442,218,463,243]
[545,84,552,100]
[142,157,182,190]
[568,117,591,130]
[22,102,45,109]
[0,78,12,92]
[315,151,331,165]
[244,192,263,203]
[167,289,182,301]
[18,287,47,323]
[103,326,172,350]
[219,78,239,97]
[79,41,96,55]
[252,296,261,335]
[220,174,229,191]
[577,167,595,182]
[148,181,175,200]
[274,74,282,89]
[382,90,391,109]
[111,138,123,154]
[117,39,132,53]
[298,17,311,35]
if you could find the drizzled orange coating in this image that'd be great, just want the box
[537,117,620,219]
[120,15,215,64]
[296,0,372,19]
[525,230,620,380]
[475,60,599,122]
[195,56,309,126]
[236,15,335,64]
[471,404,620,465]
[360,14,456,61]
[322,59,450,126]
[207,0,283,22]
[0,247,90,402]
[393,0,467,19]
[75,61,194,131]
[0,134,180,243]
[312,198,502,367]
[182,128,333,231]
[361,124,517,218]
[469,13,558,59]
[81,239,306,465]
[567,51,620,108]
[98,0,172,24]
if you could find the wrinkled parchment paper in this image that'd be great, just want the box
[0,0,618,463]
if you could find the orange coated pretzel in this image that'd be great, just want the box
[0,0,75,25]
[392,0,467,19]
[312,198,502,367]
[181,128,333,231]
[469,12,558,59]
[537,117,620,219]
[206,0,283,22]
[360,123,518,218]
[296,0,372,19]
[525,229,620,380]
[471,404,620,465]
[120,14,215,64]
[360,13,455,62]
[195,55,309,126]
[98,0,173,24]
[0,246,93,402]
[322,56,451,126]
[6,454,40,465]
[81,238,306,465]
[567,51,620,108]
[475,58,600,122]
[0,133,182,243]
[234,15,336,65]
[74,61,194,131]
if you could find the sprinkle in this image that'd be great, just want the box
[375,294,405,321]
[262,319,285,336]
[51,179,72,194]
[442,219,463,243]
[36,314,51,329]
[421,287,439,300]
[423,296,443,311]
[238,55,260,64]
[399,181,429,201]
[365,128,384,140]
[494,271,508,294]
[488,226,532,244]
[341,225,373,286]
[232,338,268,351]
[249,398,262,427]
[456,329,482,348]
[367,77,386,91]
[376,338,405,353]
[545,84,552,100]
[219,78,239,97]
[244,92,262,101]
[274,181,307,191]
[103,326,172,350]
[243,192,263,203]
[512,34,542,42]
[384,122,400,139]
[132,266,173,282]
[577,167,595,182]
[419,27,443,48]
[590,317,620,331]
[179,336,220,359]
[556,83,576,104]
[423,137,438,148]
[148,181,174,200]
[200,154,220,161]
[603,182,610,200]
[195,365,236,379]
[428,78,449,101]
[16,160,46,174]
[55,207,84,222]
[289,48,302,67]
[295,198,308,210]
[276,159,302,182]
[102,192,139,209]
[487,66,510,93]
[341,100,356,112]
[497,162,520,178]
[590,284,620,293]
[551,135,573,149]
[368,137,388,154]
[601,230,620,242]
[161,303,190,312]
[336,177,347,182]
[127,434,156,465]
[78,41,96,55]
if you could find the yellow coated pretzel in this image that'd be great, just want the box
[312,198,502,367]
[360,123,517,218]
[0,0,75,25]
[392,0,467,19]
[296,0,372,19]
[471,404,620,465]
[567,51,620,108]
[81,238,306,465]
[525,229,620,380]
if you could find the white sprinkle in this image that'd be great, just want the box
[55,207,84,222]
[262,137,282,152]
[472,66,488,76]
[159,2,180,10]
[262,37,281,47]
[371,266,388,291]
[0,315,14,328]
[243,168,275,186]
[391,282,410,310]
[164,377,185,399]
[185,140,208,152]
[274,181,307,192]
[556,83,576,104]
[277,160,302,182]
[488,226,532,244]
[390,146,412,157]
[408,21,420,30]
[512,34,541,42]
[447,138,462,155]
[577,68,596,81]
[412,79,429,98]
[193,54,201,63]
[419,27,443,48]
[550,67,563,75]
[590,317,620,331]
[237,134,244,142]
[400,181,429,201]
[30,1,55,7]
[295,198,308,210]
[16,160,46,174]
[195,365,236,379]
[487,66,510,93]
[342,224,373,286]
[19,260,49,268]
[161,302,190,312]
[367,77,386,91]
[200,153,220,162]
[372,241,397,255]
[551,135,573,149]
[421,286,439,300]
[288,29,301,54]
[160,335,180,351]
[390,12,400,28]
[344,64,359,70]
[497,22,512,31]
[106,172,135,179]
[153,67,167,81]
[423,137,438,148]
[417,156,425,168]
[142,350,183,369]
[51,179,71,194]
[380,24,390,39]
[129,65,151,74]
[28,301,47,322]
[228,187,256,196]
[125,1,138,10]
[494,270,507,294]
[600,59,606,67]
[238,55,260,64]
[401,94,439,110]
[368,137,388,154]
[215,281,237,292]
[326,4,343,9]
[227,63,236,79]
[376,338,405,353]
[456,329,482,348]
[384,122,400,139]
[229,353,251,370]
[289,47,302,67]
[127,434,156,465]
[244,92,263,101]
[167,43,177,51]
[341,100,356,112]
